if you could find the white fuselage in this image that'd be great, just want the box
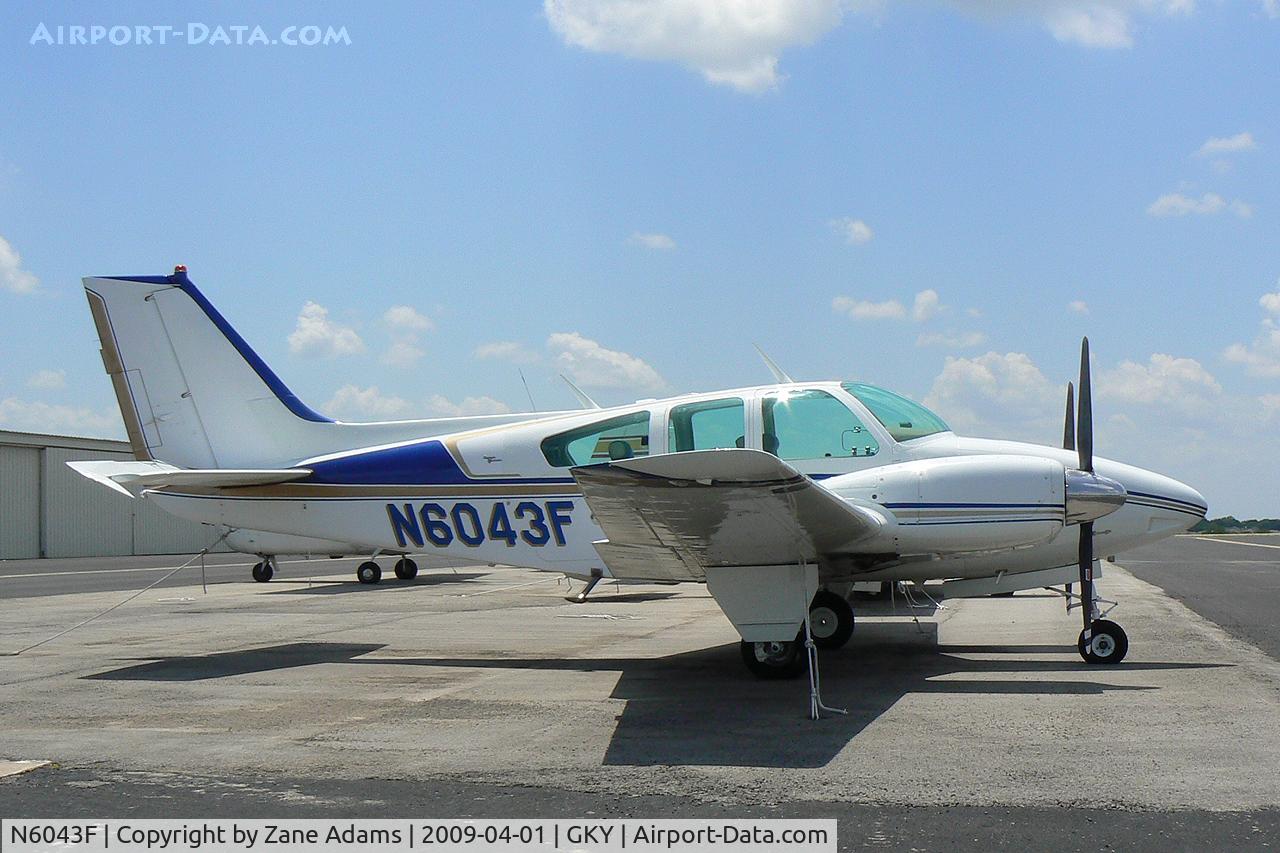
[143,382,1206,583]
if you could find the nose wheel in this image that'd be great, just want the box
[394,558,418,580]
[1079,619,1128,664]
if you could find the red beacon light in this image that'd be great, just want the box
[174,264,188,274]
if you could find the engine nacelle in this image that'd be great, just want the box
[829,455,1067,555]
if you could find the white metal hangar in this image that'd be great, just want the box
[0,429,227,560]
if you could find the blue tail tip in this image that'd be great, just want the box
[171,264,190,284]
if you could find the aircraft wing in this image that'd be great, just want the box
[570,448,886,582]
[68,460,311,497]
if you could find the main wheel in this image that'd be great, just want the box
[808,589,854,650]
[740,635,807,679]
[394,558,418,580]
[357,561,382,585]
[1078,619,1128,665]
[251,561,273,583]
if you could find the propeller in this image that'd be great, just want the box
[1062,381,1075,452]
[1077,337,1092,474]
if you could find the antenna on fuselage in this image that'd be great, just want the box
[560,374,602,410]
[518,368,538,412]
[753,344,794,383]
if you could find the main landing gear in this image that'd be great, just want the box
[251,556,276,583]
[740,588,855,678]
[1073,568,1129,666]
[356,556,420,584]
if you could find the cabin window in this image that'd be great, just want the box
[541,411,651,467]
[762,390,879,460]
[667,397,746,453]
[841,382,950,442]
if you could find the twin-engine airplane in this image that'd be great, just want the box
[72,267,1207,678]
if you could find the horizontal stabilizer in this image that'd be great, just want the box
[68,460,311,497]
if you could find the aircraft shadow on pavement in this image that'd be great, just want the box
[85,642,386,681]
[352,621,1229,770]
[81,625,1228,769]
[262,573,488,594]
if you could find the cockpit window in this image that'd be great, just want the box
[541,411,651,467]
[842,382,950,442]
[762,390,879,460]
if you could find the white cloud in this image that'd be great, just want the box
[1224,323,1280,378]
[923,351,1060,436]
[1260,289,1280,316]
[26,369,66,390]
[1146,191,1253,218]
[380,305,433,367]
[1262,394,1280,419]
[0,397,121,437]
[833,295,905,320]
[383,305,434,332]
[833,289,940,322]
[0,235,39,294]
[1196,132,1256,157]
[382,339,426,368]
[628,232,677,250]
[912,289,941,321]
[288,302,366,358]
[916,330,987,348]
[1266,0,1279,18]
[424,395,512,417]
[1069,300,1089,315]
[829,217,874,245]
[1223,288,1280,378]
[547,331,665,390]
[474,341,542,364]
[1043,4,1133,48]
[544,0,846,92]
[324,385,412,421]
[1099,353,1222,413]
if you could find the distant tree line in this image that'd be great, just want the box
[1191,516,1280,534]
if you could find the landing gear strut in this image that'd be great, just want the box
[251,557,274,583]
[566,568,604,603]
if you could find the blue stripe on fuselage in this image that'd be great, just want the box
[305,439,575,486]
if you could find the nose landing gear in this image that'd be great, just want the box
[251,556,276,583]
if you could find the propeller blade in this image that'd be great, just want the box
[1077,337,1092,473]
[1063,381,1075,451]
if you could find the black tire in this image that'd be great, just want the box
[251,561,273,583]
[808,589,854,650]
[740,634,807,679]
[990,591,1016,598]
[357,561,382,585]
[1078,619,1128,665]
[394,558,418,580]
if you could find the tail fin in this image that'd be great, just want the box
[84,267,334,468]
[85,266,549,470]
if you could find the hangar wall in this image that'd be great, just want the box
[0,430,231,559]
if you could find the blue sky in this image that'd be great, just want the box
[1,1,1277,515]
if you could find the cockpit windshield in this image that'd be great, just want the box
[841,382,950,442]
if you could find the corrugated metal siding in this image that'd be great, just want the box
[0,445,41,558]
[42,447,135,558]
[0,430,235,559]
[133,497,224,555]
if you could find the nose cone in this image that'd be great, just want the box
[1065,469,1128,523]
